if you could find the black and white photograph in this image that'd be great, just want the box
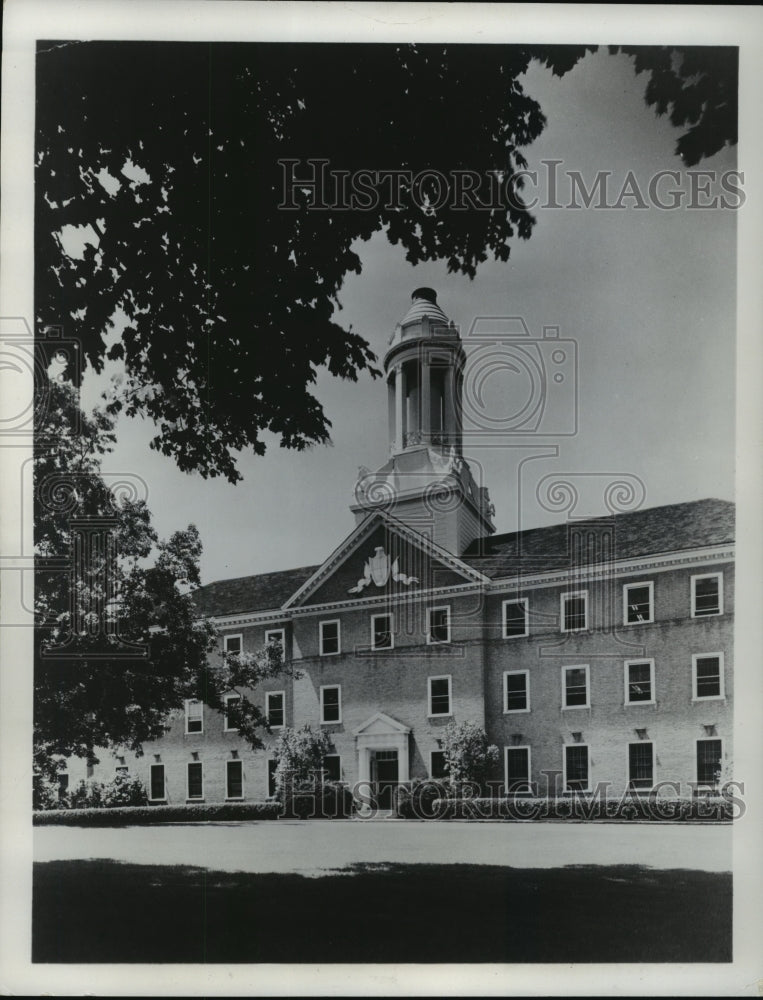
[1,2,761,995]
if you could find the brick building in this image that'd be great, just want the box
[73,288,735,806]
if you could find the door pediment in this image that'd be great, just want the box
[353,711,410,737]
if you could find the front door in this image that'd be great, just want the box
[374,750,399,809]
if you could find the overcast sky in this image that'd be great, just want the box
[82,47,737,585]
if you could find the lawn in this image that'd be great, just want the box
[33,859,731,963]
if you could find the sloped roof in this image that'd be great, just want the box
[192,498,734,617]
[461,498,735,579]
[192,564,319,617]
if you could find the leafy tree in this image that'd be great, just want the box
[440,720,500,791]
[35,43,736,482]
[33,378,291,779]
[269,725,335,798]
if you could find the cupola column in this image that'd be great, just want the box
[420,356,431,442]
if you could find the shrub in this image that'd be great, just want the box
[102,773,148,808]
[394,779,450,819]
[439,720,500,793]
[271,726,335,799]
[428,795,736,822]
[33,777,62,811]
[33,801,281,826]
[281,780,354,819]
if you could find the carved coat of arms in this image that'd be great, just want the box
[348,546,419,594]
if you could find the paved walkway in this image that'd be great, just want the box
[34,820,731,875]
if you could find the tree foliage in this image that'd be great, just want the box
[269,725,335,797]
[35,43,737,482]
[33,379,290,778]
[440,720,500,790]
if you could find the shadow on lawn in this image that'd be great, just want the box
[33,860,731,964]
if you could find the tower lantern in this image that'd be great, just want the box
[350,288,495,555]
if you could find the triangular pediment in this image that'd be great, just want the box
[353,712,411,737]
[282,511,488,609]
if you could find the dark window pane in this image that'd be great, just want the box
[565,668,588,706]
[267,692,284,727]
[565,746,588,790]
[429,608,449,643]
[225,635,242,654]
[628,743,653,788]
[505,673,528,711]
[504,602,526,637]
[321,622,339,654]
[186,700,203,733]
[322,687,340,722]
[627,662,652,702]
[226,760,243,798]
[267,759,277,798]
[563,596,586,631]
[323,755,341,782]
[696,657,721,697]
[430,678,450,714]
[697,739,722,784]
[431,751,448,779]
[225,695,241,730]
[187,762,203,799]
[506,748,530,792]
[373,615,393,649]
[625,586,652,623]
[150,765,165,800]
[694,578,720,615]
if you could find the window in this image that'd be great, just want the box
[185,699,203,734]
[564,745,589,792]
[428,675,452,716]
[430,750,448,780]
[323,754,341,782]
[187,761,203,800]
[696,738,723,786]
[504,670,530,713]
[502,599,528,639]
[427,606,451,644]
[265,628,285,648]
[562,665,589,708]
[561,591,588,632]
[691,573,723,617]
[226,759,243,799]
[692,653,725,700]
[57,773,69,801]
[223,694,241,732]
[628,742,654,790]
[224,633,242,655]
[320,620,340,656]
[623,582,654,625]
[266,690,285,728]
[371,612,394,650]
[320,685,342,724]
[267,759,277,798]
[624,659,655,705]
[149,763,166,801]
[505,747,532,794]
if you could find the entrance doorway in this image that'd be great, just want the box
[372,750,399,809]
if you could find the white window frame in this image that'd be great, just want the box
[626,741,656,792]
[560,590,588,633]
[563,743,590,793]
[692,652,726,701]
[427,605,451,645]
[623,658,656,706]
[504,745,533,795]
[225,758,244,800]
[371,611,395,651]
[319,619,341,656]
[223,693,241,732]
[503,669,530,714]
[266,689,286,729]
[427,674,452,717]
[691,572,724,618]
[184,698,203,735]
[223,632,243,654]
[429,749,448,780]
[562,664,590,709]
[186,760,204,801]
[502,598,529,639]
[622,581,654,626]
[149,763,166,802]
[695,737,724,787]
[264,627,285,648]
[320,684,342,724]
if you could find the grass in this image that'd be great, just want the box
[33,860,731,964]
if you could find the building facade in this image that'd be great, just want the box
[72,288,735,806]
